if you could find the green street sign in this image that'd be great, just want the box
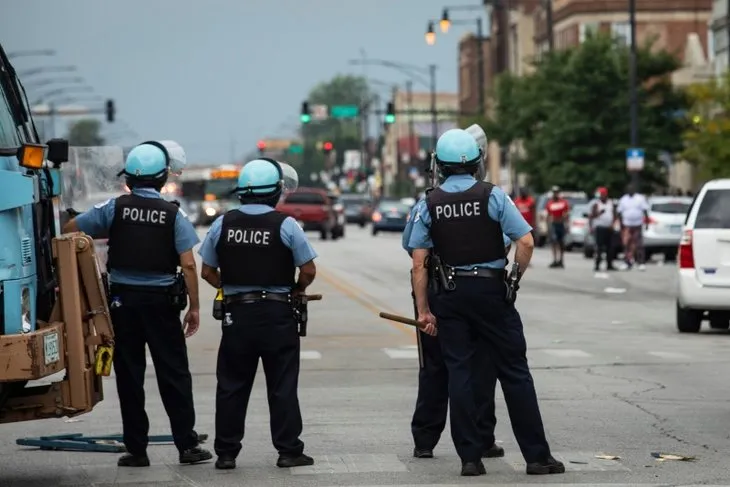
[330,104,359,118]
[289,144,304,154]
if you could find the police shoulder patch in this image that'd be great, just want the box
[94,198,113,209]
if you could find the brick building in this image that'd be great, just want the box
[533,0,712,60]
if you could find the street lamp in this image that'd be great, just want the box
[18,66,77,78]
[426,7,486,115]
[24,77,85,90]
[7,49,56,60]
[348,58,438,149]
[34,86,94,105]
[426,22,436,45]
[440,9,452,32]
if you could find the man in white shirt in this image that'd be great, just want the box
[589,187,616,272]
[616,184,649,271]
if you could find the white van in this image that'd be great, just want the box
[676,179,730,332]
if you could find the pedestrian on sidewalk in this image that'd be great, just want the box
[616,184,649,271]
[545,186,570,268]
[589,187,616,272]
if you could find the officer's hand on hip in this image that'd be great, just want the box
[417,311,437,336]
[183,309,200,338]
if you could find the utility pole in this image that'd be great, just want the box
[406,80,414,159]
[476,18,485,114]
[545,0,554,51]
[629,0,639,187]
[429,64,437,150]
[726,0,730,68]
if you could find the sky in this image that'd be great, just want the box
[2,0,483,164]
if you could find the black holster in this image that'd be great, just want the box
[169,272,188,311]
[293,295,309,337]
[426,253,456,294]
[212,297,224,320]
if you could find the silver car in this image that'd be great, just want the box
[644,196,693,261]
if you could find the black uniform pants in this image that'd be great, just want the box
[411,293,497,451]
[433,277,551,464]
[594,226,615,267]
[214,300,304,459]
[110,290,199,456]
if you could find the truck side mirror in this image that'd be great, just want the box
[46,138,69,166]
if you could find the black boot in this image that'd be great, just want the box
[460,460,486,476]
[526,456,565,475]
[482,444,505,458]
[118,453,150,467]
[413,447,434,458]
[276,453,314,468]
[215,457,236,469]
[179,446,212,464]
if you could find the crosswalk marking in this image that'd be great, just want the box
[648,351,691,360]
[382,347,419,359]
[300,350,322,360]
[541,349,592,358]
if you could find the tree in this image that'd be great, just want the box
[300,75,370,173]
[681,70,730,180]
[486,33,687,195]
[67,119,105,146]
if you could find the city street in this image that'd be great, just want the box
[2,224,730,487]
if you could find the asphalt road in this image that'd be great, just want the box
[2,224,730,487]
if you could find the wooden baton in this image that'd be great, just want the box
[378,312,421,328]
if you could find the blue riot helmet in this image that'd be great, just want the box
[120,141,171,189]
[434,128,485,180]
[235,158,298,205]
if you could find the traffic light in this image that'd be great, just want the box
[300,101,311,124]
[323,141,333,155]
[257,140,266,155]
[385,102,395,124]
[105,99,115,123]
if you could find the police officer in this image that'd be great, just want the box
[408,129,565,477]
[198,158,317,470]
[63,141,212,467]
[403,205,508,460]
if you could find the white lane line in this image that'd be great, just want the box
[648,351,691,360]
[300,350,322,360]
[542,349,592,358]
[382,348,419,359]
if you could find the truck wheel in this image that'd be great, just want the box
[676,302,702,333]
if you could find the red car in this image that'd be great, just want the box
[276,187,339,240]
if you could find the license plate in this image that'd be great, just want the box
[43,332,60,365]
[669,225,682,233]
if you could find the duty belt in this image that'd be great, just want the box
[450,267,504,279]
[109,282,173,294]
[224,291,292,305]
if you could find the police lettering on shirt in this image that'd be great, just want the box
[121,207,167,224]
[225,228,271,246]
[434,200,482,220]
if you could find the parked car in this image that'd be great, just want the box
[566,204,590,250]
[643,196,692,262]
[327,192,346,239]
[276,187,338,240]
[535,191,588,247]
[371,199,410,235]
[676,179,730,333]
[339,193,372,227]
